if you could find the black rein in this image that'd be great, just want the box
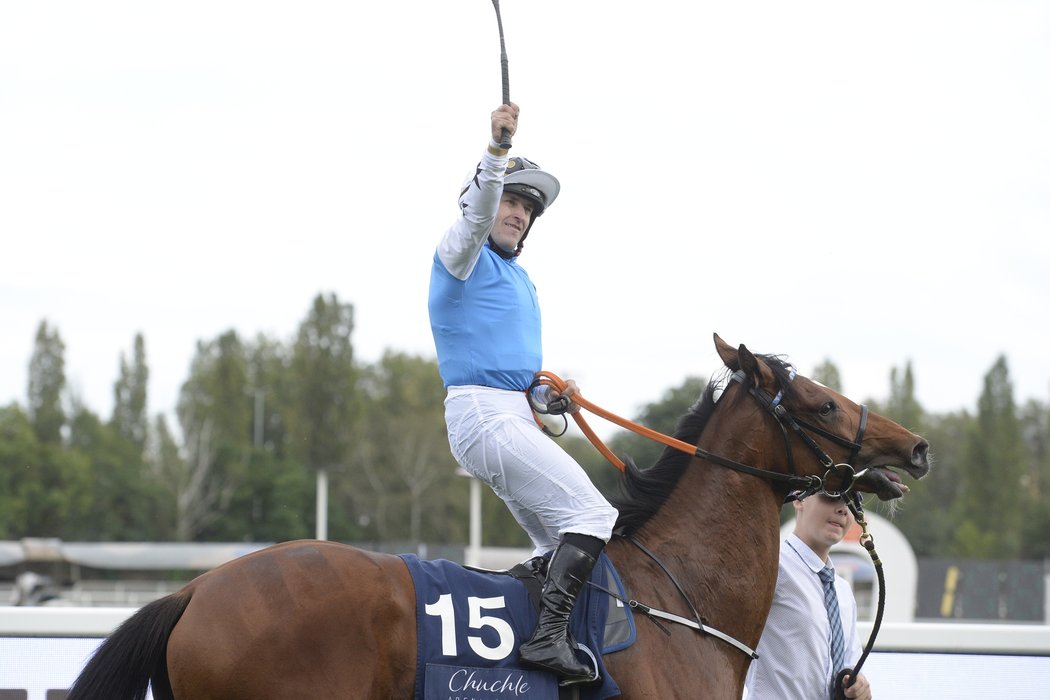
[703,370,870,501]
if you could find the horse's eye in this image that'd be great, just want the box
[819,401,836,417]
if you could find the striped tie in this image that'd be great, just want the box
[818,566,846,693]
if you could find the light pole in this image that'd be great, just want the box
[316,467,328,541]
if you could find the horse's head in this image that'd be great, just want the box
[714,334,930,501]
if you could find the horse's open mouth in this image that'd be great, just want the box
[856,466,910,501]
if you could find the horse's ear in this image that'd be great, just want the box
[737,343,777,390]
[713,333,739,370]
[715,335,766,384]
[737,343,759,377]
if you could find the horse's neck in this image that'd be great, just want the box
[639,460,783,578]
[624,439,785,647]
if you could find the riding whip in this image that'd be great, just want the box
[490,0,512,149]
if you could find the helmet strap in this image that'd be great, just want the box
[487,236,518,260]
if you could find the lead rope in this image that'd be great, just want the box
[833,498,885,699]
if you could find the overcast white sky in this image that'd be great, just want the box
[2,1,1048,441]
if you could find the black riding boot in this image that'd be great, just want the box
[518,535,603,685]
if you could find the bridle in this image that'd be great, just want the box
[700,370,886,693]
[729,368,870,501]
[529,367,886,683]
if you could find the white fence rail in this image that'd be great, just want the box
[857,620,1050,655]
[4,607,1049,652]
[2,608,1049,700]
[0,606,138,637]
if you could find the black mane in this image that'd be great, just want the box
[611,353,796,535]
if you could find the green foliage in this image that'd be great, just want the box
[952,356,1024,558]
[872,359,940,555]
[5,308,1049,568]
[28,321,66,444]
[886,362,924,435]
[198,448,314,542]
[172,331,254,540]
[1019,400,1050,558]
[10,442,93,538]
[950,519,1001,558]
[111,334,150,450]
[886,411,971,557]
[0,404,43,537]
[478,484,532,549]
[1020,496,1050,559]
[244,334,294,456]
[68,403,168,540]
[289,293,357,472]
[811,359,843,392]
[346,351,463,544]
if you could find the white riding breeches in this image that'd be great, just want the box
[444,385,619,556]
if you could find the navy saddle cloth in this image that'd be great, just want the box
[399,552,634,700]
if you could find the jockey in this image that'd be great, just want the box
[427,102,618,686]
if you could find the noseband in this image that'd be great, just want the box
[724,370,868,500]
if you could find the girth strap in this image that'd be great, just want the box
[619,536,758,660]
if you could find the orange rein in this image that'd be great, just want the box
[531,370,698,472]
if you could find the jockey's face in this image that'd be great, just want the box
[491,192,534,253]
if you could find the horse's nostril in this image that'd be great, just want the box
[913,440,930,466]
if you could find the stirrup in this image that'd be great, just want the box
[556,643,600,687]
[519,638,599,685]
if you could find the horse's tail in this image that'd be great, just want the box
[66,590,191,700]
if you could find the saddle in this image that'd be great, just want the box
[399,552,635,700]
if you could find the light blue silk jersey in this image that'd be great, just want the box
[429,244,542,391]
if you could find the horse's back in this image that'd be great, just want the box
[167,540,417,699]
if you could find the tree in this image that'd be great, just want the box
[223,447,315,542]
[873,359,939,548]
[196,333,325,542]
[1019,399,1050,558]
[811,359,843,392]
[1019,399,1049,501]
[173,331,253,540]
[351,352,461,543]
[885,362,924,435]
[145,414,184,537]
[244,334,292,455]
[111,334,150,451]
[952,356,1023,558]
[68,402,167,540]
[288,293,358,539]
[289,294,356,468]
[890,410,970,557]
[1,402,92,538]
[27,321,66,444]
[0,404,41,537]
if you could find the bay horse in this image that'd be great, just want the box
[67,335,929,699]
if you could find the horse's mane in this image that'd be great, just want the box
[611,353,796,535]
